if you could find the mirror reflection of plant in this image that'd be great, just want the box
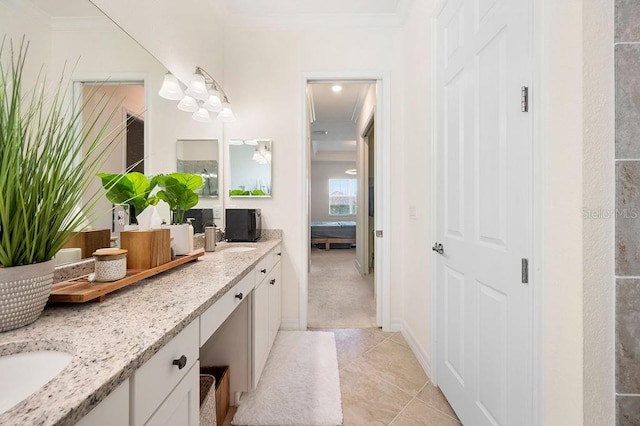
[229,189,267,196]
[0,39,124,267]
[156,173,203,224]
[96,172,159,220]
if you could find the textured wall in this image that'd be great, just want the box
[616,1,640,424]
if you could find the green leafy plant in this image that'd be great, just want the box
[96,172,159,218]
[156,173,203,224]
[0,39,123,267]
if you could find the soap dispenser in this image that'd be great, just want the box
[186,218,195,253]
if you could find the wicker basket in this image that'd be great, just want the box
[0,260,55,332]
[200,374,217,426]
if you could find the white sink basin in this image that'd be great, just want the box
[0,350,73,414]
[220,246,257,253]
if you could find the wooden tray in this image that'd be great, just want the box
[49,249,205,303]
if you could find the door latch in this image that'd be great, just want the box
[432,242,444,255]
[375,230,383,238]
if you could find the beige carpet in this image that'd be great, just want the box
[308,248,377,328]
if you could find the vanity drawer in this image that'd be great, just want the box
[200,271,255,347]
[131,319,199,426]
[254,254,274,285]
[272,244,282,265]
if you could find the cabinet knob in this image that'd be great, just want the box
[260,268,267,274]
[172,355,187,370]
[235,292,244,300]
[269,278,276,285]
[277,252,282,256]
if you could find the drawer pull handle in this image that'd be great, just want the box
[172,355,187,370]
[269,278,276,285]
[235,292,244,300]
[260,268,267,274]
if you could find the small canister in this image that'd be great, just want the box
[205,226,216,252]
[93,248,128,282]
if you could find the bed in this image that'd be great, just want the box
[310,221,356,250]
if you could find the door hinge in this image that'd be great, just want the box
[521,86,529,112]
[521,258,529,284]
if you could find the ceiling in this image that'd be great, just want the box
[309,82,373,163]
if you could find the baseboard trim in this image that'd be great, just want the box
[279,318,301,330]
[389,318,403,332]
[396,320,434,383]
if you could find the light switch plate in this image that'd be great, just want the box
[212,206,222,219]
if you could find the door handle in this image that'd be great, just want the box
[432,242,444,255]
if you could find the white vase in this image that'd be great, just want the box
[0,260,55,332]
[163,224,194,255]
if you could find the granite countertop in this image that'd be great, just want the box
[0,231,282,426]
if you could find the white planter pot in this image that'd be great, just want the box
[163,224,193,255]
[0,260,55,332]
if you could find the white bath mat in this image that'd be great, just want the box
[232,331,343,426]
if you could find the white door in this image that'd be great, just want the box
[435,0,531,424]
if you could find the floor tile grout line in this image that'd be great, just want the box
[387,395,417,426]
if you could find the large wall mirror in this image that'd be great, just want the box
[177,139,220,197]
[229,139,272,197]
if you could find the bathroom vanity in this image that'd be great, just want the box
[0,231,282,426]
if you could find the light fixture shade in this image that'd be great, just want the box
[217,102,235,122]
[229,140,244,145]
[177,95,199,113]
[244,139,258,146]
[192,107,212,123]
[158,73,184,100]
[185,73,208,101]
[202,89,222,112]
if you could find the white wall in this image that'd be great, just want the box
[0,2,51,94]
[310,161,357,222]
[541,1,585,423]
[223,27,404,326]
[398,0,436,377]
[582,0,615,424]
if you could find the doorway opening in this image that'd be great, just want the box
[75,81,146,232]
[305,80,378,329]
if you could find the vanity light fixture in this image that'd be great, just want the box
[158,67,234,123]
[331,85,343,93]
[345,169,357,175]
[252,141,271,165]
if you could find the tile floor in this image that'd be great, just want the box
[224,328,460,426]
[327,328,461,426]
[225,249,460,425]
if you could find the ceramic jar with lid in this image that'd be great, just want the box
[93,248,128,282]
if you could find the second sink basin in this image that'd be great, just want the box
[219,246,257,253]
[0,349,73,415]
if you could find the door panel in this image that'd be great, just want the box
[444,266,465,384]
[436,0,531,424]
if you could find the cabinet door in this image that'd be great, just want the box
[252,279,270,387]
[146,362,199,426]
[268,262,282,345]
[77,379,129,426]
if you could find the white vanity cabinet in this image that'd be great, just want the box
[76,379,129,426]
[130,320,200,426]
[252,244,282,387]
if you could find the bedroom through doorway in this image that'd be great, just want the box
[306,80,377,328]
